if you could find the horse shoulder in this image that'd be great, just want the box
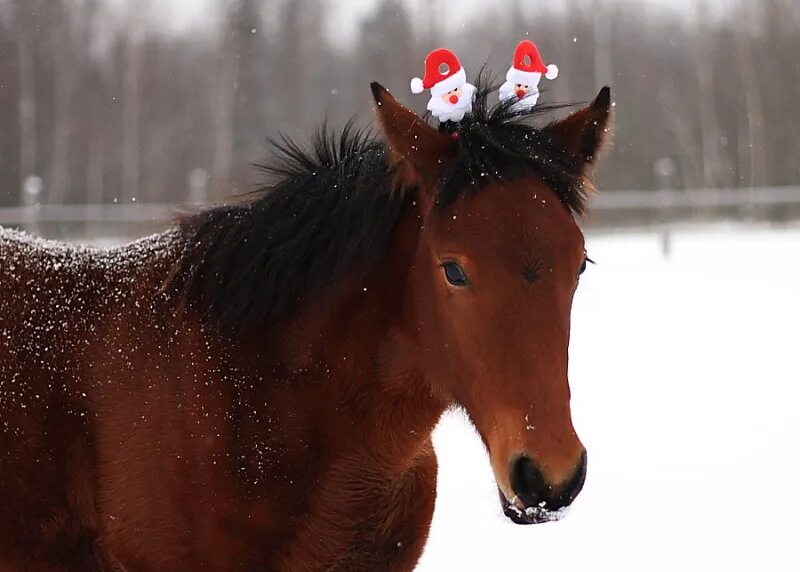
[374,442,439,572]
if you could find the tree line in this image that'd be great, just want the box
[0,0,798,207]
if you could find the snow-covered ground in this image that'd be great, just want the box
[419,225,800,571]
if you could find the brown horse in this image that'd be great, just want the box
[0,80,612,571]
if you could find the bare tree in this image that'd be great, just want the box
[211,20,237,193]
[212,0,268,192]
[13,0,37,192]
[592,0,613,88]
[733,2,766,188]
[359,0,416,96]
[121,14,145,202]
[694,0,726,189]
[47,0,75,204]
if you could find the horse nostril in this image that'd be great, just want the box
[510,456,548,508]
[509,452,588,511]
[558,451,588,507]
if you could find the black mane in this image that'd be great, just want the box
[438,75,590,214]
[174,78,589,331]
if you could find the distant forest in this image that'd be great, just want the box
[0,0,798,206]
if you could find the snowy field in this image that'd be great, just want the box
[419,225,800,571]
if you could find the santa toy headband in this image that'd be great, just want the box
[409,41,560,123]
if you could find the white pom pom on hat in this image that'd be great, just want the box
[545,64,559,80]
[410,77,424,94]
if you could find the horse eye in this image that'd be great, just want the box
[443,261,468,286]
[579,256,594,277]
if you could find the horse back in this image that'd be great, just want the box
[0,227,179,568]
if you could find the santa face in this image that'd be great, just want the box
[498,79,541,112]
[427,82,476,123]
[515,84,528,98]
[441,86,464,105]
[514,73,542,98]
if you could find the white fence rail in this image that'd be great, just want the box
[0,203,177,226]
[590,186,800,210]
[1,186,799,239]
[586,186,800,230]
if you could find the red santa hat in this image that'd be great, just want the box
[506,40,558,86]
[410,48,467,98]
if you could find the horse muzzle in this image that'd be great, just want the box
[498,451,588,525]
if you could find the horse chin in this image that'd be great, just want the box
[498,489,570,526]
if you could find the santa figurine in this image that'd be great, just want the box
[410,48,476,123]
[499,40,559,111]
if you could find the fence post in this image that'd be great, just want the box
[22,175,43,236]
[654,158,677,258]
[188,168,209,205]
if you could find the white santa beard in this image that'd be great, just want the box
[427,83,475,122]
[498,81,515,101]
[498,80,540,110]
[515,89,540,110]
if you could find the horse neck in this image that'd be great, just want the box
[247,201,445,465]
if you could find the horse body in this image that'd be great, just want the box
[0,80,613,570]
[0,217,444,570]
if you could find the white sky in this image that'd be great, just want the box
[138,0,738,42]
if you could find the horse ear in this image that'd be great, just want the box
[370,82,457,190]
[545,87,613,170]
